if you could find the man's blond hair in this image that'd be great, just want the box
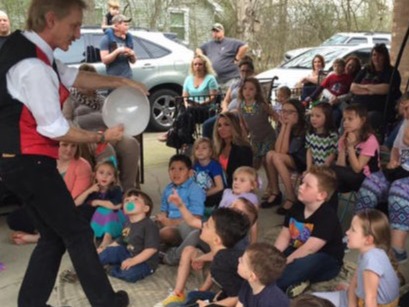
[26,0,87,32]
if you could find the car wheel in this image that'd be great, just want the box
[149,89,179,131]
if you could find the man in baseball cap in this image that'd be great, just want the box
[211,23,224,32]
[196,22,249,90]
[111,14,132,24]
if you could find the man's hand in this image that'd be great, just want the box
[123,47,136,58]
[104,124,124,142]
[122,79,149,96]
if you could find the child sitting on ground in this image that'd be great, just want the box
[155,154,205,265]
[237,242,289,307]
[274,165,344,297]
[191,137,225,208]
[75,160,126,250]
[184,208,250,306]
[98,189,160,283]
[219,166,259,242]
[156,198,257,307]
[313,209,400,307]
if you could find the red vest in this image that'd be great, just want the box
[0,31,70,159]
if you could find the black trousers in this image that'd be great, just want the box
[331,164,366,193]
[0,155,116,307]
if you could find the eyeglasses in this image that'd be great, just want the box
[193,63,204,66]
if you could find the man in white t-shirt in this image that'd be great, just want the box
[0,1,147,306]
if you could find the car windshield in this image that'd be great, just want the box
[281,47,348,69]
[321,34,349,46]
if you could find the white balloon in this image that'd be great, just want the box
[102,87,150,136]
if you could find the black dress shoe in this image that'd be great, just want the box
[261,192,282,208]
[276,199,295,215]
[114,290,129,307]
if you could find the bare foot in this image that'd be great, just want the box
[11,232,40,245]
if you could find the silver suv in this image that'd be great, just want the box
[54,27,194,130]
[284,32,391,62]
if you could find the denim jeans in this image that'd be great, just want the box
[0,155,117,306]
[277,247,342,292]
[183,290,215,306]
[99,245,153,283]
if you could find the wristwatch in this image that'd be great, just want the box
[97,131,106,143]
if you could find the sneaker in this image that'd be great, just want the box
[157,291,186,307]
[286,280,310,298]
[393,248,408,264]
[114,290,129,307]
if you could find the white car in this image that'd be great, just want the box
[284,32,391,62]
[257,44,376,101]
[54,27,194,130]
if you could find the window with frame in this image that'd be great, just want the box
[169,8,189,44]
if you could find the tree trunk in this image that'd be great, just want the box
[83,0,96,25]
[391,0,409,92]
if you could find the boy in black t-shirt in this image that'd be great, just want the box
[274,166,344,297]
[98,189,160,283]
[183,208,250,307]
[237,243,290,307]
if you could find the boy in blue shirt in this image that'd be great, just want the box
[155,154,205,265]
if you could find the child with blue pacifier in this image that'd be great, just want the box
[98,189,160,283]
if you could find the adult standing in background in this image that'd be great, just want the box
[196,23,249,91]
[0,10,10,49]
[0,0,147,306]
[100,14,136,79]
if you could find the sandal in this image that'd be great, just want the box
[276,199,295,215]
[261,192,282,209]
[261,187,274,200]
